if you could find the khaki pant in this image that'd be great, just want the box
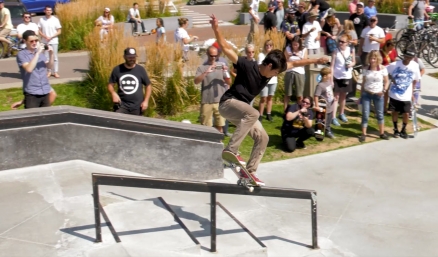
[200,103,225,127]
[219,99,269,173]
[247,18,259,44]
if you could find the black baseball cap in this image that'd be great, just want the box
[124,47,137,57]
[404,49,416,57]
[268,3,275,9]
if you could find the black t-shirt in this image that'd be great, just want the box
[281,104,314,133]
[311,0,330,11]
[264,11,277,31]
[221,56,270,104]
[109,64,151,109]
[349,13,369,41]
[295,11,308,32]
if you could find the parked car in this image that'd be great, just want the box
[3,0,28,29]
[20,0,70,14]
[187,0,214,5]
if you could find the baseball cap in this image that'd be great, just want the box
[268,3,275,9]
[357,2,364,6]
[124,47,137,57]
[287,8,296,14]
[308,11,319,18]
[327,8,335,16]
[404,49,416,57]
[104,7,110,12]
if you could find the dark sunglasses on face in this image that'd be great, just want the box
[370,19,377,22]
[29,39,39,43]
[24,16,31,18]
[209,54,217,57]
[246,51,254,54]
[302,101,310,105]
[339,40,347,44]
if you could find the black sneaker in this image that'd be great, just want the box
[258,116,263,122]
[380,133,389,140]
[359,134,366,142]
[266,114,273,122]
[393,129,400,138]
[296,141,306,149]
[400,130,408,139]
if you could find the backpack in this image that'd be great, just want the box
[326,38,337,55]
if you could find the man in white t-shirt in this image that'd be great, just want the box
[386,49,420,139]
[358,15,385,66]
[38,6,62,78]
[247,0,260,44]
[17,12,39,49]
[0,0,13,57]
[128,3,147,34]
[301,11,321,55]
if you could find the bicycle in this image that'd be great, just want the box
[395,20,433,58]
[0,34,21,59]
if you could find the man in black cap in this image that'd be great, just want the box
[386,49,421,139]
[107,47,151,115]
[281,8,301,42]
[349,1,369,47]
[263,3,277,33]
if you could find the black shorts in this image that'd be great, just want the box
[333,78,352,93]
[388,98,411,114]
[24,93,50,109]
[113,103,143,116]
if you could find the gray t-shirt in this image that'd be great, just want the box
[338,30,358,42]
[314,81,335,113]
[196,63,228,104]
[275,9,285,31]
[412,0,426,19]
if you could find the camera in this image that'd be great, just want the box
[215,64,223,70]
[44,44,49,50]
[300,111,309,117]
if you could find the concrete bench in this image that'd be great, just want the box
[119,16,193,37]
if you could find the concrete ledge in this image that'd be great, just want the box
[117,16,193,37]
[0,106,224,180]
[239,12,409,29]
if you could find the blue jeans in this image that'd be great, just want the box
[361,91,384,128]
[414,19,424,30]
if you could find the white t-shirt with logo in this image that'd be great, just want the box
[302,21,322,50]
[17,22,39,48]
[360,26,385,53]
[38,16,62,44]
[386,60,420,101]
[0,7,13,30]
[362,65,388,93]
[258,52,277,84]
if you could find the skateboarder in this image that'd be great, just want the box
[313,67,336,139]
[209,14,328,186]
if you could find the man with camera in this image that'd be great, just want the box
[281,96,315,152]
[194,46,231,133]
[16,30,54,109]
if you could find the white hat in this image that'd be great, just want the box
[104,7,110,12]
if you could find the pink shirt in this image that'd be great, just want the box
[349,2,357,14]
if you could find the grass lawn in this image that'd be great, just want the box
[431,73,438,79]
[0,83,435,163]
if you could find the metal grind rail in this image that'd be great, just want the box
[92,173,318,251]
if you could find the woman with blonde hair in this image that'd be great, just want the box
[337,20,358,47]
[95,7,114,42]
[359,50,390,142]
[330,33,356,126]
[258,39,278,121]
[174,18,198,61]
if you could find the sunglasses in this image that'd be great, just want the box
[208,54,217,57]
[302,101,310,105]
[339,40,347,44]
[246,51,255,54]
[370,19,377,22]
[29,39,39,43]
[24,16,31,18]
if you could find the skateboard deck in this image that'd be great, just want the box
[133,32,149,37]
[314,107,327,141]
[412,104,419,138]
[222,151,258,192]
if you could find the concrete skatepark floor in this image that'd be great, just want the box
[1,128,438,257]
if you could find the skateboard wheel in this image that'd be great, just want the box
[237,179,242,186]
[248,186,254,192]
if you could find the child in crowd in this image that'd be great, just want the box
[313,67,335,139]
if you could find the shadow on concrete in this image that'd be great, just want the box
[107,192,313,250]
[421,95,438,102]
[73,68,89,74]
[60,223,107,242]
[0,72,21,79]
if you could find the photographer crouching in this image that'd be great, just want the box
[281,96,315,152]
[16,30,54,109]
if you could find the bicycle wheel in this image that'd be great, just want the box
[395,28,407,41]
[396,37,410,58]
[424,43,438,68]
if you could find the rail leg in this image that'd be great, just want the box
[311,192,318,249]
[210,192,217,252]
[93,178,102,243]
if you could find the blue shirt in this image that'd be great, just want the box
[364,6,377,19]
[16,49,51,95]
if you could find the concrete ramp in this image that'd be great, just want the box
[0,106,224,180]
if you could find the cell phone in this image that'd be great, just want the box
[215,64,223,70]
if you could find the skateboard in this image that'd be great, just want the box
[314,107,327,141]
[412,102,419,138]
[133,31,150,37]
[222,151,258,192]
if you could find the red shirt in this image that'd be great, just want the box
[380,49,397,66]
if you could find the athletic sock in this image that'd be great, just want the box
[401,123,407,132]
[393,121,398,131]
